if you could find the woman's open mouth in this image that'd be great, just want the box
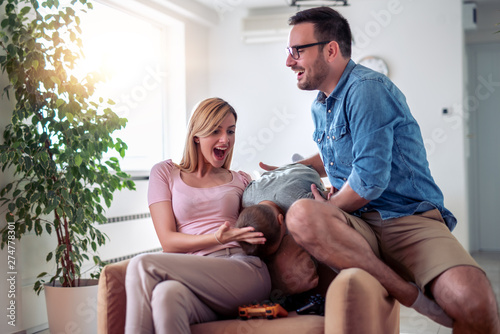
[214,147,227,160]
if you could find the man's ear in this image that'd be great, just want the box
[325,41,341,62]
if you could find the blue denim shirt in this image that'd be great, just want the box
[311,60,457,230]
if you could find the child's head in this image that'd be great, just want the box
[236,202,286,258]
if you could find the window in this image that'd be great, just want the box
[77,0,186,172]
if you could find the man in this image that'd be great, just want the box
[262,6,499,333]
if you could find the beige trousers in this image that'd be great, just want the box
[124,247,271,334]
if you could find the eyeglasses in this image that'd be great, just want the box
[286,41,330,60]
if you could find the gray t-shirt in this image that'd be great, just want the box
[242,163,326,212]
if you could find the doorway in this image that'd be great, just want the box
[467,42,500,252]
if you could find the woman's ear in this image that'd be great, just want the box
[194,137,200,143]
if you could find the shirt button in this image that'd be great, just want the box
[327,136,330,139]
[317,138,321,142]
[330,162,334,166]
[328,109,332,113]
[343,178,347,181]
[332,135,336,140]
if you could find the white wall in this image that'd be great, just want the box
[207,0,469,247]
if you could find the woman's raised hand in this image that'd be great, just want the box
[215,221,266,245]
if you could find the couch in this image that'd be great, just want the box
[97,257,400,334]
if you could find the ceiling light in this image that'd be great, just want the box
[289,0,349,7]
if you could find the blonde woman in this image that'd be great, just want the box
[125,98,271,334]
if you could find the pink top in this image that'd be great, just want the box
[148,160,251,256]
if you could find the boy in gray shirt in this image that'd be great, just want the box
[237,163,326,257]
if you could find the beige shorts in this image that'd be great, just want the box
[340,209,481,291]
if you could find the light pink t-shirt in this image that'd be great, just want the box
[148,160,251,256]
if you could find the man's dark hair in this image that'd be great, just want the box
[236,204,282,258]
[289,6,352,58]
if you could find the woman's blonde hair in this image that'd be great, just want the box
[177,97,237,173]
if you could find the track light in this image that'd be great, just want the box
[289,0,349,7]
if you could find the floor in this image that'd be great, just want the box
[33,252,500,334]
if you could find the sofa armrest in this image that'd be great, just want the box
[325,268,400,334]
[97,259,131,334]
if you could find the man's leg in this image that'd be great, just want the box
[369,208,499,333]
[431,266,500,333]
[286,199,451,325]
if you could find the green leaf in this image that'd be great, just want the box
[34,220,43,235]
[75,154,82,166]
[37,272,48,278]
[20,6,31,16]
[50,76,61,86]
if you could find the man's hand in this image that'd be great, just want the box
[326,185,339,200]
[259,162,278,171]
[311,183,336,202]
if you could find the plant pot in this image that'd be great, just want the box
[44,279,99,334]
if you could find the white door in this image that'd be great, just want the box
[467,43,500,252]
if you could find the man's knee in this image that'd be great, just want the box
[434,266,499,324]
[287,199,345,238]
[286,199,324,239]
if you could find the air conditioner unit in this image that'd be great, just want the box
[241,12,291,44]
[463,2,477,31]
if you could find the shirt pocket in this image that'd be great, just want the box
[313,130,325,145]
[329,125,353,167]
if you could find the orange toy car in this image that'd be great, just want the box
[238,302,288,320]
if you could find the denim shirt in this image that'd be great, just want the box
[311,60,457,231]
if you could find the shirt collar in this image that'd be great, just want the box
[315,59,356,104]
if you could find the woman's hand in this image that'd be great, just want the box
[215,222,266,245]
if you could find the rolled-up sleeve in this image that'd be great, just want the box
[346,79,404,200]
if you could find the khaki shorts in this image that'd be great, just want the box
[340,209,481,291]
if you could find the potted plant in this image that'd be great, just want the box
[0,0,135,331]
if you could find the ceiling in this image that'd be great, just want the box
[193,0,500,10]
[193,0,291,9]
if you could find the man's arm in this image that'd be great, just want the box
[260,153,327,177]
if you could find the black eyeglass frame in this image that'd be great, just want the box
[286,41,331,60]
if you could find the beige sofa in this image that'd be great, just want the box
[97,258,400,334]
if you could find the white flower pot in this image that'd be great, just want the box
[44,279,99,334]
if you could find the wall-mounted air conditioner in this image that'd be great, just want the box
[241,12,291,44]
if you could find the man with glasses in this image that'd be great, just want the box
[262,6,500,333]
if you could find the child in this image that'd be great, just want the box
[236,163,326,257]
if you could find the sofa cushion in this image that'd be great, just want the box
[266,234,319,296]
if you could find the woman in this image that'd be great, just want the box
[124,98,271,334]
